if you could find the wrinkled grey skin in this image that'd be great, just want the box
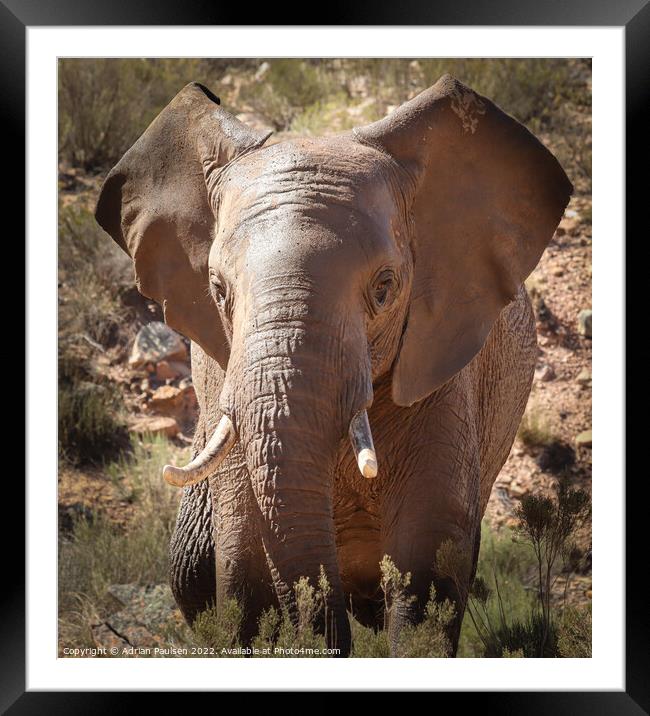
[96,76,572,656]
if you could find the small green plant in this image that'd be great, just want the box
[397,585,455,657]
[557,606,592,658]
[191,600,243,656]
[350,618,391,658]
[379,555,415,630]
[518,406,556,450]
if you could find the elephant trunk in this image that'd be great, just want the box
[221,302,372,656]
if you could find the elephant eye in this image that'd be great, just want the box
[370,269,398,313]
[209,271,228,307]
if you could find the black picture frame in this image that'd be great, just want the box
[7,0,642,708]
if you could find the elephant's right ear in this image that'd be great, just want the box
[95,82,272,369]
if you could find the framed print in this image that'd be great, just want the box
[7,0,642,707]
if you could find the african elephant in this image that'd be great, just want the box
[95,75,571,657]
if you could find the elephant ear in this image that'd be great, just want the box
[354,74,572,407]
[95,82,272,369]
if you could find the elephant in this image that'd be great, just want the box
[95,75,571,657]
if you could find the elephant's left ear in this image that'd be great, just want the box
[354,74,572,407]
[95,82,271,369]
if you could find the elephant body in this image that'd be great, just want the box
[171,284,536,651]
[97,76,570,656]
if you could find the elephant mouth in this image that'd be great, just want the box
[162,408,377,487]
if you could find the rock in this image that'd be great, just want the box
[129,322,187,368]
[58,502,94,535]
[128,415,179,438]
[508,483,527,498]
[148,385,182,412]
[178,377,193,391]
[92,584,179,652]
[535,363,556,382]
[577,309,592,338]
[147,384,198,431]
[575,430,592,448]
[155,360,190,382]
[107,584,177,633]
[559,209,581,236]
[576,369,592,385]
[91,623,130,651]
[154,361,176,381]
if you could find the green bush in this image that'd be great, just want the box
[456,480,591,658]
[239,60,341,130]
[183,561,454,658]
[397,585,455,657]
[58,350,128,465]
[557,606,592,657]
[518,406,557,450]
[58,203,135,465]
[59,203,131,346]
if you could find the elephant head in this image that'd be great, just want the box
[96,77,571,653]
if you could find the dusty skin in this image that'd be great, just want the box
[95,75,571,656]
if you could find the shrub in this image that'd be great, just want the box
[350,619,391,658]
[397,585,455,657]
[239,60,340,130]
[379,554,415,629]
[59,203,131,347]
[514,479,591,656]
[518,406,556,450]
[58,350,129,465]
[557,606,592,658]
[191,601,243,656]
[58,203,135,465]
[455,479,591,658]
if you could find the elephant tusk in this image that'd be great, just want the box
[349,410,378,479]
[163,414,236,488]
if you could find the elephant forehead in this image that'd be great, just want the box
[220,138,400,228]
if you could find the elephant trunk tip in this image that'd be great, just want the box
[163,464,192,487]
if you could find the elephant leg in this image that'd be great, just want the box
[380,513,479,656]
[169,478,217,625]
[379,381,482,656]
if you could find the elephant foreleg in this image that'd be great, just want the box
[379,377,482,657]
